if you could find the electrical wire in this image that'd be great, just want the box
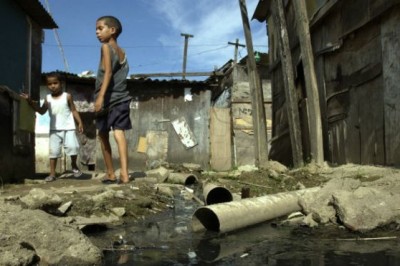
[43,43,267,49]
[193,45,230,55]
[44,0,70,72]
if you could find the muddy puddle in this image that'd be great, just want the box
[88,193,400,265]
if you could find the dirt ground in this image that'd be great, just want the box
[0,173,169,221]
[0,161,380,223]
[202,164,329,196]
[3,162,400,265]
[3,161,400,232]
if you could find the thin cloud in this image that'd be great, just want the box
[147,0,268,71]
[40,0,268,75]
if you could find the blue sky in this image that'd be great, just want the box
[39,0,268,80]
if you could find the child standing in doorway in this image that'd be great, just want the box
[95,15,132,184]
[20,72,84,182]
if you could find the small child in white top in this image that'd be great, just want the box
[20,72,84,181]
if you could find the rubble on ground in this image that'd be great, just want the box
[2,162,400,264]
[0,203,103,265]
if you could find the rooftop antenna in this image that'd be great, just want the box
[44,0,70,72]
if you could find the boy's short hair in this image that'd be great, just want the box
[45,71,64,82]
[97,16,123,38]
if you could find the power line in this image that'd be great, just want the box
[43,43,267,49]
[44,0,70,72]
[130,45,231,67]
[194,45,230,55]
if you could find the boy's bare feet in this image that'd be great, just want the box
[119,176,129,184]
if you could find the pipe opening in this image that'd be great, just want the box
[184,175,197,185]
[192,207,220,232]
[206,187,233,205]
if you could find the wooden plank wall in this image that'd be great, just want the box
[323,13,384,165]
[382,9,400,166]
[268,0,400,166]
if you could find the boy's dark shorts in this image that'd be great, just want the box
[96,100,132,133]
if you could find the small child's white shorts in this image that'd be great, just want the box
[49,130,80,158]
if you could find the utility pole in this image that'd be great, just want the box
[292,0,324,165]
[228,38,245,64]
[180,33,194,80]
[238,0,269,169]
[272,0,304,168]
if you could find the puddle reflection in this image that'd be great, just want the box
[93,195,400,265]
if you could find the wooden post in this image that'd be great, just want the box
[272,0,304,167]
[228,38,245,64]
[181,33,194,80]
[238,0,269,169]
[292,0,324,164]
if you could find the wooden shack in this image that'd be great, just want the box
[0,0,57,182]
[254,0,400,167]
[36,74,215,172]
[36,59,271,174]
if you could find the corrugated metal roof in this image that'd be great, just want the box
[42,71,211,86]
[129,77,209,86]
[14,0,57,29]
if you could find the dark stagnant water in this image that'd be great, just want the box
[88,191,400,265]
